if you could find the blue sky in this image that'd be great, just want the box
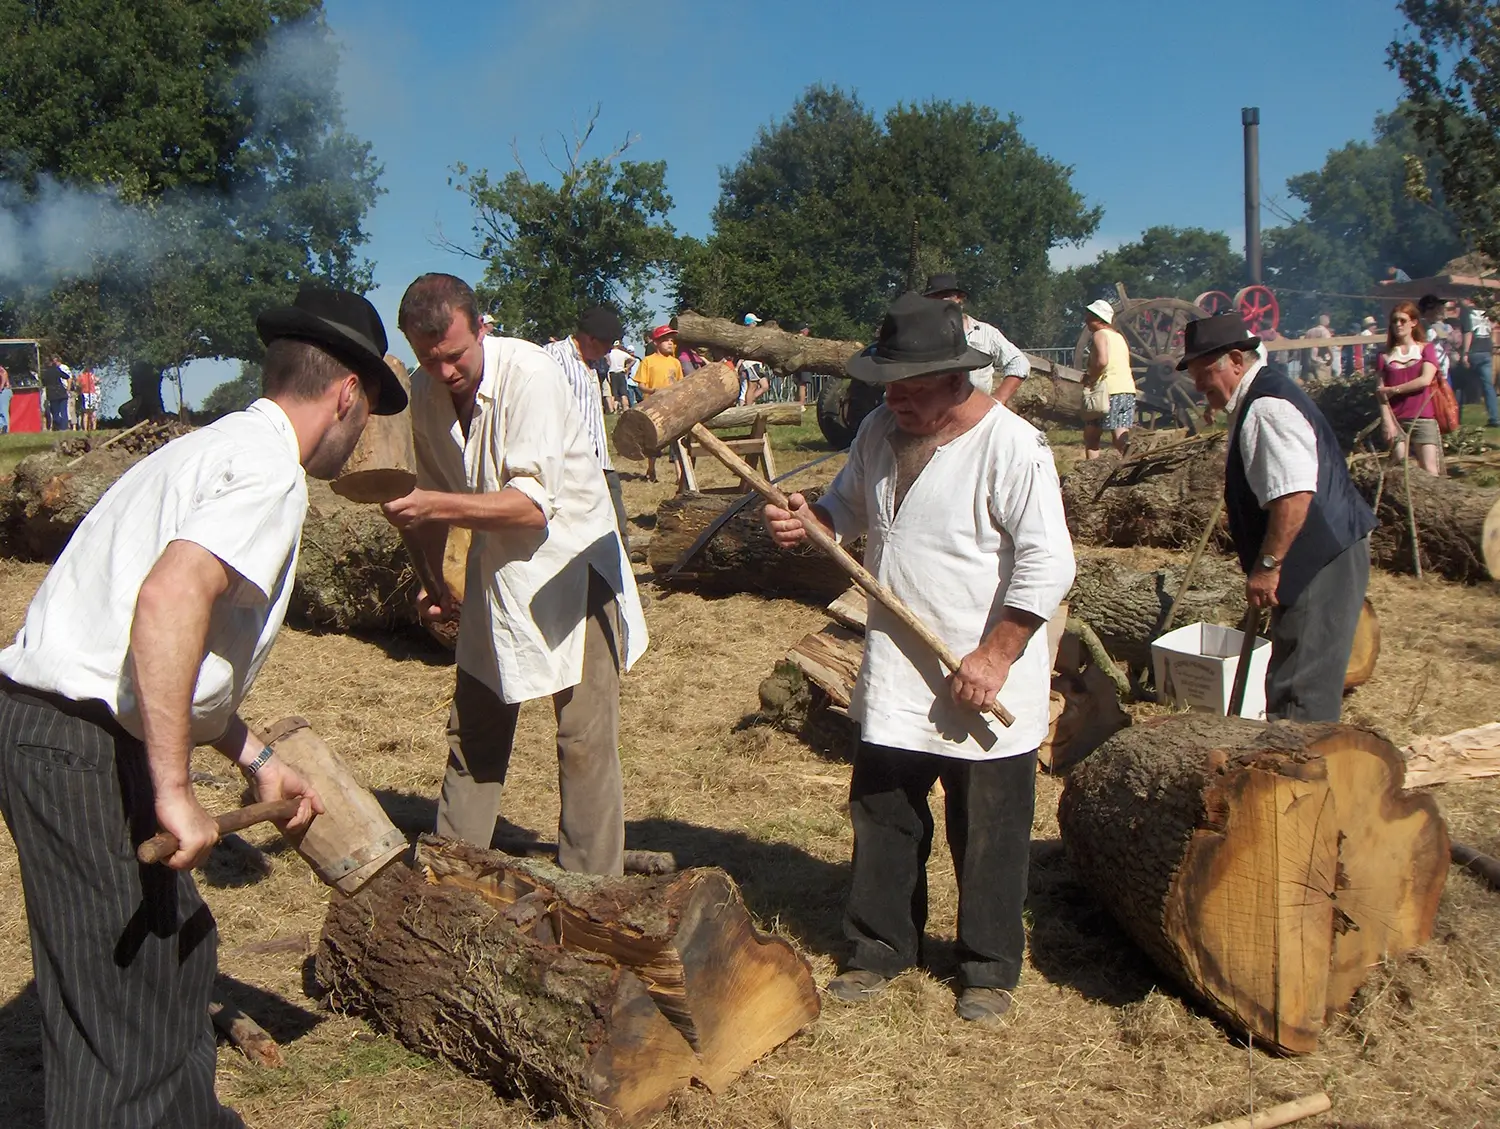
[174,0,1408,407]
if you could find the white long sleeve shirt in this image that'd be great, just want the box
[964,315,1030,395]
[411,336,648,702]
[817,403,1075,760]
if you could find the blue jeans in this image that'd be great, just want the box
[624,381,642,408]
[0,387,10,432]
[46,400,69,430]
[1472,353,1498,424]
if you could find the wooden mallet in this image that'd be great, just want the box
[138,799,301,864]
[614,365,1016,727]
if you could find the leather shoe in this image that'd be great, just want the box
[824,969,888,1002]
[955,987,1012,1023]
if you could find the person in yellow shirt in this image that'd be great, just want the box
[634,325,685,482]
[1081,299,1136,458]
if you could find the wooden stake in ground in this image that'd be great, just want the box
[1451,842,1500,891]
[317,837,819,1127]
[1058,715,1449,1054]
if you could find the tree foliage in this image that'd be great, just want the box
[200,361,263,420]
[452,112,678,340]
[674,86,1099,345]
[1262,108,1464,330]
[0,0,381,378]
[1060,226,1244,306]
[1390,0,1500,269]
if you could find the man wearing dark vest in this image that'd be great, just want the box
[1179,314,1375,721]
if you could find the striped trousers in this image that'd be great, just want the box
[0,683,241,1128]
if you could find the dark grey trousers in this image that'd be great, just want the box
[603,470,630,551]
[844,742,1037,991]
[0,685,241,1129]
[1266,535,1371,723]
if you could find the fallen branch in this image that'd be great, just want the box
[1199,1091,1331,1129]
[209,999,284,1068]
[1064,616,1130,699]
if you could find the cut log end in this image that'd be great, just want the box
[330,469,417,504]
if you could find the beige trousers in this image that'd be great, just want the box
[436,570,625,876]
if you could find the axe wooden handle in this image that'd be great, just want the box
[688,422,1015,727]
[137,799,303,865]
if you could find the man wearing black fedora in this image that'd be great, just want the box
[1179,313,1374,721]
[764,292,1075,1022]
[0,285,400,1126]
[923,273,1032,404]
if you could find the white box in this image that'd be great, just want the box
[1151,621,1271,720]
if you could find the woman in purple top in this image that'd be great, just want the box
[1375,300,1442,475]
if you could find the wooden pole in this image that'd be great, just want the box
[687,422,1015,727]
[1227,606,1262,718]
[1161,497,1226,638]
[1199,1091,1331,1129]
[64,417,154,468]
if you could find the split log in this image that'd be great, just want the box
[1044,631,1131,773]
[784,625,864,711]
[1485,496,1500,580]
[1060,434,1232,552]
[612,362,740,461]
[705,404,805,430]
[674,311,863,376]
[330,355,416,503]
[1343,599,1380,690]
[317,838,818,1126]
[209,999,284,1068]
[1402,723,1500,787]
[1006,364,1090,428]
[1058,715,1448,1054]
[648,489,856,600]
[1348,458,1500,582]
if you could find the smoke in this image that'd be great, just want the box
[0,177,161,289]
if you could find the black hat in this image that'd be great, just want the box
[845,292,994,384]
[922,272,967,298]
[578,306,623,344]
[1175,313,1260,371]
[256,286,407,415]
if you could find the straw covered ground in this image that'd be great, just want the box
[0,440,1497,1129]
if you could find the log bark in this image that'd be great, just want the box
[1058,715,1449,1054]
[1402,723,1500,787]
[612,363,740,461]
[330,355,417,503]
[1006,365,1090,428]
[1347,458,1500,582]
[705,403,805,430]
[673,311,863,376]
[316,838,818,1125]
[1061,434,1233,552]
[648,489,856,600]
[291,479,422,632]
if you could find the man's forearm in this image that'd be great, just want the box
[1260,492,1313,562]
[977,608,1045,664]
[210,714,265,768]
[994,374,1025,404]
[431,487,546,532]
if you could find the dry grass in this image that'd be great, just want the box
[1,438,1499,1129]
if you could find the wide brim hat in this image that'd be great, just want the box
[1084,299,1115,324]
[846,292,994,385]
[257,286,406,415]
[922,272,967,298]
[1176,312,1261,371]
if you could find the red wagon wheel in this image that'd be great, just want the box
[1234,285,1280,336]
[1194,290,1232,316]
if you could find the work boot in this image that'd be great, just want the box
[954,987,1013,1023]
[824,969,888,1002]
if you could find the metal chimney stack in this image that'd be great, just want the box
[1243,107,1262,285]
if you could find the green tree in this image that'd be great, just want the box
[0,1,381,403]
[1262,108,1463,331]
[675,86,1099,345]
[450,110,678,340]
[1390,0,1500,269]
[1061,227,1244,306]
[200,361,263,420]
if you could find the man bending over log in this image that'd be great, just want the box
[764,293,1075,1022]
[0,287,402,1127]
[1180,313,1374,721]
[384,274,648,876]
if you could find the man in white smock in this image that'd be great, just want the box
[764,293,1075,1022]
[382,274,648,876]
[923,273,1031,404]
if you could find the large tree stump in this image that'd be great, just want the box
[1348,458,1500,583]
[317,838,819,1126]
[1057,715,1448,1054]
[1061,434,1232,551]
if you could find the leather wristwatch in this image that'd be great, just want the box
[1258,554,1281,571]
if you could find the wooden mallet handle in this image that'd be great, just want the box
[687,423,1015,727]
[137,799,303,865]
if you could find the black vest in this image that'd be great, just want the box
[1225,365,1375,607]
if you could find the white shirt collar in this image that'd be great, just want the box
[1225,354,1268,417]
[246,398,302,464]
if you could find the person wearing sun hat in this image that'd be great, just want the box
[1080,298,1136,457]
[763,291,1075,1024]
[923,273,1032,404]
[0,284,395,1127]
[632,324,686,483]
[1179,312,1374,722]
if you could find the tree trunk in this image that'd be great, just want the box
[1057,715,1449,1055]
[1348,458,1500,583]
[704,403,806,430]
[612,362,740,461]
[648,489,856,600]
[330,355,417,503]
[316,838,819,1126]
[673,311,863,376]
[1007,365,1091,428]
[1060,435,1233,552]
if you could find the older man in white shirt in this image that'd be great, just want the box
[765,293,1075,1023]
[0,286,401,1127]
[384,274,648,877]
[923,273,1032,404]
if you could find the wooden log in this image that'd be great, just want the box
[1402,722,1500,787]
[209,999,285,1068]
[784,625,864,710]
[1060,434,1232,552]
[1058,715,1449,1054]
[673,311,862,376]
[1347,457,1500,583]
[612,362,740,461]
[330,355,416,503]
[1343,599,1380,690]
[1199,1092,1332,1129]
[1483,495,1500,580]
[705,403,805,430]
[648,488,855,600]
[1006,364,1090,428]
[291,479,421,632]
[1044,631,1131,773]
[316,838,818,1125]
